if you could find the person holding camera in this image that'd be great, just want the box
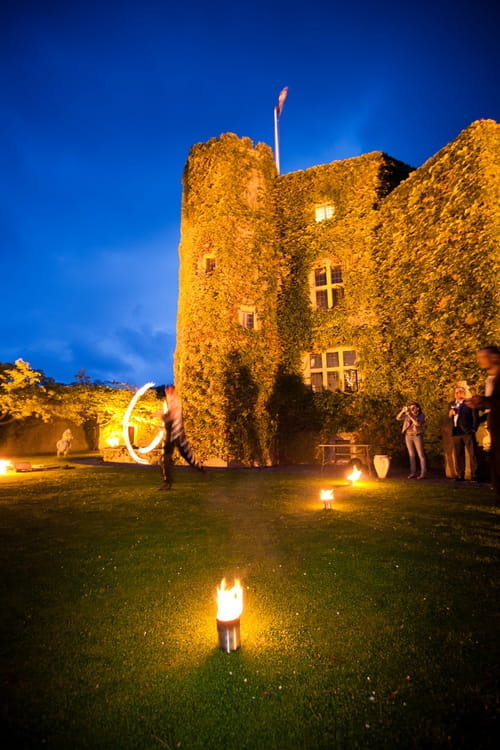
[396,403,427,479]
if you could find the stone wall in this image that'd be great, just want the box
[0,418,90,457]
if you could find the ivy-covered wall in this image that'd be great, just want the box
[274,151,411,371]
[371,118,500,456]
[175,133,279,464]
[175,120,499,465]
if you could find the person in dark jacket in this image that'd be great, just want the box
[448,386,479,481]
[466,347,500,502]
[159,385,204,490]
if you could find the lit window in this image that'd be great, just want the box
[304,348,359,393]
[315,204,334,222]
[310,262,344,310]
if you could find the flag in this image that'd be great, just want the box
[276,86,288,118]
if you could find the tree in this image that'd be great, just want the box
[0,360,159,450]
[0,359,52,424]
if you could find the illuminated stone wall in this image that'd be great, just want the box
[274,151,411,375]
[175,133,278,465]
[372,118,500,454]
[176,120,499,464]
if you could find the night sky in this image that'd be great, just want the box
[2,0,498,387]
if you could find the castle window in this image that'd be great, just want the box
[327,371,339,390]
[331,286,345,306]
[315,204,334,222]
[326,351,339,368]
[310,354,323,369]
[305,348,359,393]
[330,265,343,284]
[315,267,327,286]
[344,368,359,393]
[310,262,344,310]
[239,305,258,330]
[242,312,254,329]
[316,289,328,310]
[311,372,323,391]
[205,256,216,273]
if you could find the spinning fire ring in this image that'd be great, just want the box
[122,382,166,464]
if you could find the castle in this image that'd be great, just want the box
[175,119,499,466]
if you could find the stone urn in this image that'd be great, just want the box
[373,454,391,479]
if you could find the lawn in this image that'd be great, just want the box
[0,458,499,749]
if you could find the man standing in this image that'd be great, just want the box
[466,346,500,502]
[448,386,478,481]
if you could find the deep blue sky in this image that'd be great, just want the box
[1,0,498,386]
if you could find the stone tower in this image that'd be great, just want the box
[175,133,279,465]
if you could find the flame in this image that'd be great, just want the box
[347,466,362,483]
[106,437,119,447]
[216,578,243,622]
[320,488,334,501]
[0,459,12,475]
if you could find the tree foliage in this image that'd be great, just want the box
[0,360,51,424]
[0,360,154,441]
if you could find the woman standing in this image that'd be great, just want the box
[396,403,427,479]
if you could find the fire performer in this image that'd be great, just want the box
[159,385,204,490]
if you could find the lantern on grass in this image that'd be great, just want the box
[216,578,243,653]
[0,459,13,475]
[347,465,362,484]
[320,488,334,510]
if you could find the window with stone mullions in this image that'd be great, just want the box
[330,265,343,284]
[314,263,344,310]
[315,204,334,222]
[326,352,339,368]
[315,267,328,286]
[315,289,328,310]
[305,349,359,394]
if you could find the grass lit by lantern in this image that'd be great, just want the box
[0,457,498,749]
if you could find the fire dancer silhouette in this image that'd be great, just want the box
[159,385,204,490]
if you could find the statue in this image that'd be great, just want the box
[56,428,74,457]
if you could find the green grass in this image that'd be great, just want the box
[0,458,499,749]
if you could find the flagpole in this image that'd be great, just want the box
[274,105,280,175]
